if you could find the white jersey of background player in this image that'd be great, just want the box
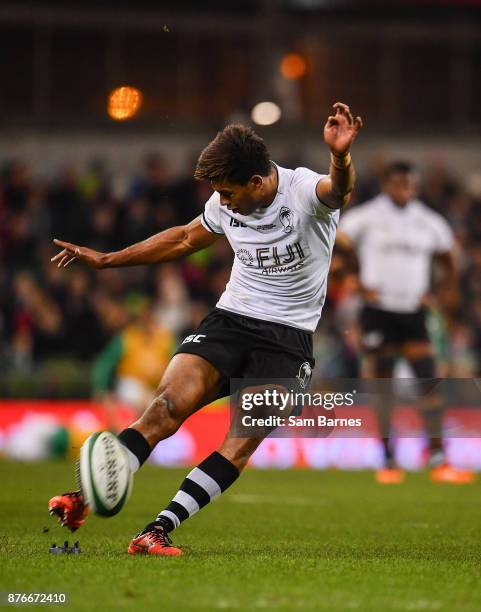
[340,170,454,313]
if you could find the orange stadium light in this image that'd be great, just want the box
[280,53,307,80]
[108,86,143,121]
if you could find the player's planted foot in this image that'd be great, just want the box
[48,492,89,532]
[128,524,182,556]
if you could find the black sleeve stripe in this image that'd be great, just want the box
[202,212,224,235]
[315,194,339,211]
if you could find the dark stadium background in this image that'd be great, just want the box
[0,0,480,467]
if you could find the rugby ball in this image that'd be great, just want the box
[79,431,133,517]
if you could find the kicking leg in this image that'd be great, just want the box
[50,354,223,530]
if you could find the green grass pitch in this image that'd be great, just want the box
[1,460,481,611]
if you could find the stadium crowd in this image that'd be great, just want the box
[1,152,480,393]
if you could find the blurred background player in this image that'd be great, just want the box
[338,161,475,484]
[92,294,176,429]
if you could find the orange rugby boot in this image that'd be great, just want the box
[430,464,476,484]
[375,467,405,484]
[128,526,182,557]
[48,491,89,532]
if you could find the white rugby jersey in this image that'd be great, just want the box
[200,164,340,332]
[339,194,454,313]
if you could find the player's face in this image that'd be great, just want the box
[382,171,419,207]
[212,176,264,216]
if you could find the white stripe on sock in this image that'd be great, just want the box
[158,510,180,529]
[187,467,221,499]
[172,491,200,516]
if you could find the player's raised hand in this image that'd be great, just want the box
[324,102,363,156]
[51,239,107,269]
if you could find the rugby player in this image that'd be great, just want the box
[48,102,362,555]
[338,161,475,484]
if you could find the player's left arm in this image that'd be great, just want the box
[420,249,458,310]
[316,102,363,209]
[425,215,458,308]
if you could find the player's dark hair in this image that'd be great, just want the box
[194,124,271,185]
[383,161,415,180]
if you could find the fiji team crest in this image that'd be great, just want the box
[279,206,294,233]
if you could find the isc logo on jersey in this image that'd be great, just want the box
[182,334,206,344]
[79,431,133,517]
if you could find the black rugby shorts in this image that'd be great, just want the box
[175,307,315,399]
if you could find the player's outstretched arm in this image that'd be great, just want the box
[316,102,363,209]
[51,216,221,269]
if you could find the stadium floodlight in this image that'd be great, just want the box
[280,53,307,80]
[107,86,143,121]
[251,101,282,126]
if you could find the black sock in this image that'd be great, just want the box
[152,451,239,533]
[118,428,151,472]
